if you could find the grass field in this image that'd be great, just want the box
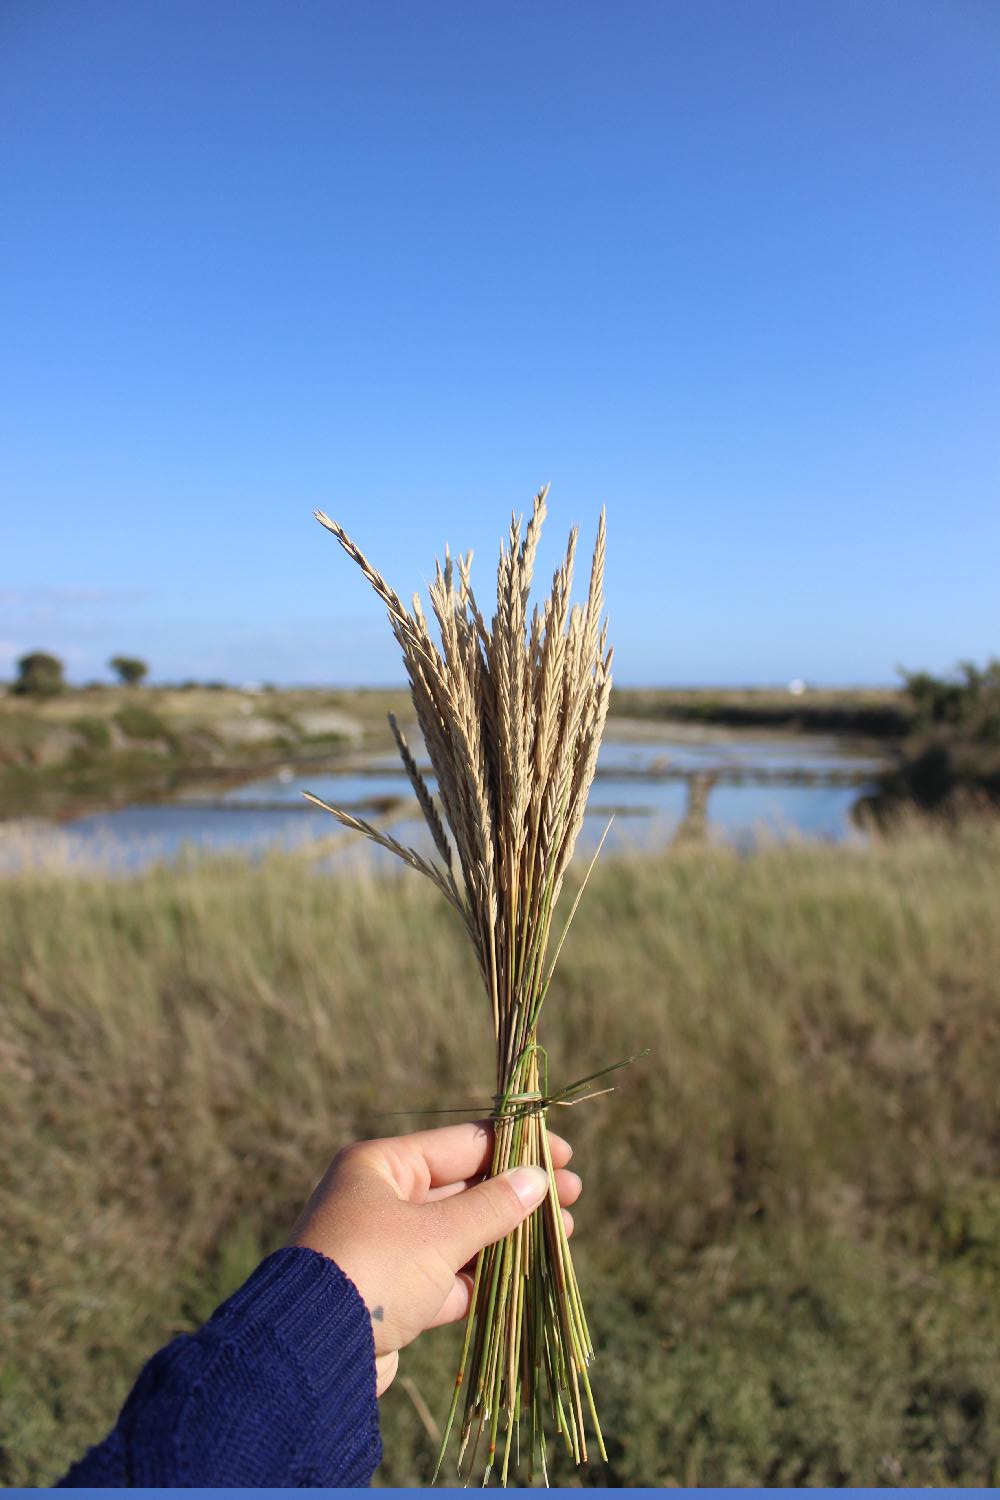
[2,821,1000,1485]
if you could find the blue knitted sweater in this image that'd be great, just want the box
[58,1247,382,1488]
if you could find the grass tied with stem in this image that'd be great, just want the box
[310,486,614,1484]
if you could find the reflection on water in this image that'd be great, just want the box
[4,732,881,872]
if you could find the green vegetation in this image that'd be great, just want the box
[610,686,911,739]
[12,651,66,697]
[0,686,413,818]
[70,716,112,752]
[867,661,1000,817]
[902,660,1000,739]
[109,654,149,687]
[2,823,999,1486]
[113,703,171,742]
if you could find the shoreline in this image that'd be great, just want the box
[0,715,894,826]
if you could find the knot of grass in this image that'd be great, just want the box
[490,1048,649,1122]
[491,1088,545,1118]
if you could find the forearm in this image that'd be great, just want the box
[59,1247,382,1488]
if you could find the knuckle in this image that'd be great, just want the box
[494,1176,523,1218]
[332,1140,378,1174]
[476,1177,523,1236]
[332,1142,363,1168]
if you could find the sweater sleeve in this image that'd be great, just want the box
[58,1246,383,1488]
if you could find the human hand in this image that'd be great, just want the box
[287,1121,581,1396]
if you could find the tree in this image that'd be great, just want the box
[14,651,66,696]
[109,655,149,687]
[901,658,1000,740]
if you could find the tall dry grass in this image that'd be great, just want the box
[2,821,1000,1484]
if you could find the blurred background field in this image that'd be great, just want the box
[2,631,999,1490]
[3,665,998,855]
[3,816,1000,1486]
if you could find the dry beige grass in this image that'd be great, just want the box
[4,822,1000,1485]
[309,488,613,1483]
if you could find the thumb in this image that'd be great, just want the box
[432,1165,549,1270]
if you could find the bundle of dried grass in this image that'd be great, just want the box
[309,486,613,1484]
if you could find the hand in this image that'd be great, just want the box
[287,1121,582,1396]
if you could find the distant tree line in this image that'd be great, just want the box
[5,654,261,696]
[11,653,151,695]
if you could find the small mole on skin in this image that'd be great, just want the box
[372,1304,385,1321]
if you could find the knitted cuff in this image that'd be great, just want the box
[212,1245,382,1485]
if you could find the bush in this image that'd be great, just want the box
[114,705,169,742]
[13,652,65,697]
[902,660,1000,742]
[109,656,149,688]
[867,661,1000,817]
[71,718,112,752]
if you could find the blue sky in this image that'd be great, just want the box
[2,0,997,686]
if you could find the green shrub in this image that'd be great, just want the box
[902,659,1000,742]
[114,705,169,742]
[71,717,112,752]
[13,652,65,697]
[109,656,149,688]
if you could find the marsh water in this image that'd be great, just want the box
[14,726,886,870]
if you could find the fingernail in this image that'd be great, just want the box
[505,1166,549,1208]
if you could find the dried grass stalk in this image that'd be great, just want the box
[310,487,613,1485]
